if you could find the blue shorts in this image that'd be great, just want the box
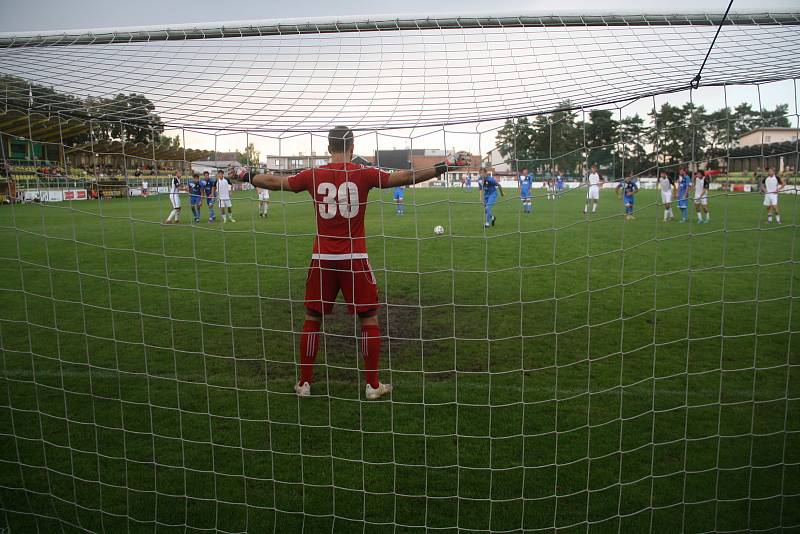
[678,197,688,208]
[206,196,216,206]
[190,196,202,206]
[623,196,635,206]
[393,191,404,200]
[520,190,531,200]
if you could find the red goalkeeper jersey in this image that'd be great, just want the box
[288,162,389,259]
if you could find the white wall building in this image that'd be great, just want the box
[486,147,510,173]
[737,127,798,147]
[191,160,238,174]
[264,153,330,171]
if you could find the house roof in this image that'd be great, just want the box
[352,154,374,165]
[739,127,799,137]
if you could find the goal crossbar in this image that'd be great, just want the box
[1,11,799,48]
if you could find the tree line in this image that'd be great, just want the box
[495,100,791,176]
[2,76,265,159]
[3,76,792,172]
[1,75,168,145]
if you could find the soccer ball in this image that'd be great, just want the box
[434,225,445,235]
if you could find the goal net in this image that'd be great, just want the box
[0,11,799,533]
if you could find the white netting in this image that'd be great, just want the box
[1,12,799,534]
[1,12,800,131]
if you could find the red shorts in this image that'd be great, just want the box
[304,258,379,315]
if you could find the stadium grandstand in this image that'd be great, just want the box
[0,108,215,200]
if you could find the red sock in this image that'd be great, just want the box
[361,324,381,388]
[299,320,321,385]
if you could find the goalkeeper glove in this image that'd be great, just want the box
[435,153,470,177]
[434,161,450,177]
[229,164,252,183]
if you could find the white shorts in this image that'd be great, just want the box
[218,198,232,208]
[661,191,672,204]
[170,193,181,209]
[694,196,707,206]
[259,193,270,201]
[763,193,778,207]
[587,186,600,200]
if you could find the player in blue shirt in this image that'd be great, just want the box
[202,170,217,222]
[518,167,533,213]
[616,172,639,220]
[479,167,504,227]
[393,185,405,215]
[676,168,692,223]
[556,170,565,192]
[187,173,203,223]
[465,173,473,192]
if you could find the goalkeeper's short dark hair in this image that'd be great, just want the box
[328,126,354,154]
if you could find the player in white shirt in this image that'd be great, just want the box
[547,176,556,200]
[658,171,676,222]
[216,169,236,223]
[257,186,270,218]
[164,170,183,224]
[693,171,710,224]
[761,167,785,224]
[583,164,603,215]
[141,180,149,197]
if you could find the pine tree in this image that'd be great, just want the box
[582,109,618,174]
[617,114,650,174]
[496,117,535,171]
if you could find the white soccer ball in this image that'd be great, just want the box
[434,225,445,235]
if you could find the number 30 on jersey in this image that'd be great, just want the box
[317,182,359,219]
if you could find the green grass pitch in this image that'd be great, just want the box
[0,186,799,533]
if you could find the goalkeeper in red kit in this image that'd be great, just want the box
[231,126,455,400]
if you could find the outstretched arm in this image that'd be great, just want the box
[230,166,294,191]
[381,162,450,188]
[250,173,293,191]
[233,161,454,190]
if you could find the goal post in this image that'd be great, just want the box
[0,11,799,534]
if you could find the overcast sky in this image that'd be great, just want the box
[2,0,799,32]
